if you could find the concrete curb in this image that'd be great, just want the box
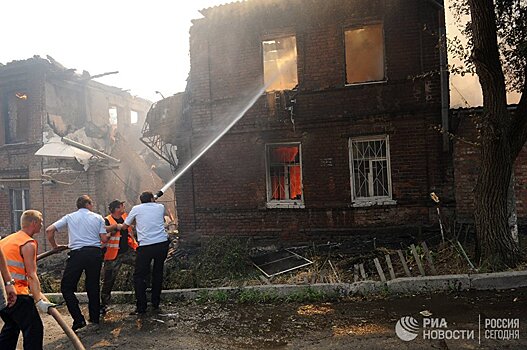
[44,270,527,304]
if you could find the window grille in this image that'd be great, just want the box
[349,137,392,201]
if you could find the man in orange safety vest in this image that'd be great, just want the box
[100,200,138,315]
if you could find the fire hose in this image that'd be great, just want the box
[37,246,86,350]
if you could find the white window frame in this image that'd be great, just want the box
[10,189,29,232]
[265,142,305,209]
[349,135,396,207]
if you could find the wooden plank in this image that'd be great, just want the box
[410,244,426,276]
[373,258,386,282]
[359,263,367,280]
[353,264,359,282]
[421,241,437,275]
[385,254,396,280]
[397,250,412,277]
[328,260,341,283]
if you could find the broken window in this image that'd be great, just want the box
[130,110,139,124]
[108,106,118,125]
[1,91,30,144]
[345,24,385,84]
[263,36,298,92]
[10,189,29,232]
[349,136,392,202]
[266,143,303,207]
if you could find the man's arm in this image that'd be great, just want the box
[45,224,59,249]
[20,242,47,303]
[99,217,110,243]
[0,248,16,307]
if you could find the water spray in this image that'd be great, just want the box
[155,84,267,199]
[154,57,295,199]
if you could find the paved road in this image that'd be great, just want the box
[3,287,526,349]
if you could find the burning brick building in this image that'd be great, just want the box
[144,0,453,244]
[0,57,175,250]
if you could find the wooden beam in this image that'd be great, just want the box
[373,258,386,282]
[397,250,412,277]
[385,254,396,280]
[411,244,426,276]
[421,241,437,275]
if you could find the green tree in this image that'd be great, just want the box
[451,0,526,269]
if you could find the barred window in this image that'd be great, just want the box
[349,136,392,202]
[266,143,304,208]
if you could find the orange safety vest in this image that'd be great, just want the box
[0,231,37,295]
[103,213,138,261]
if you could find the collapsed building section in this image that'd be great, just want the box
[0,56,175,250]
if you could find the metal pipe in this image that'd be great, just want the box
[61,137,121,163]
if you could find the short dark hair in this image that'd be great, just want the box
[139,191,154,203]
[108,199,125,213]
[76,195,92,209]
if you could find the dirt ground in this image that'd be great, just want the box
[2,287,523,349]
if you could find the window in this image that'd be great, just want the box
[349,136,393,205]
[108,106,118,125]
[10,189,29,232]
[345,23,385,84]
[130,110,139,124]
[266,143,304,208]
[1,91,30,144]
[263,36,298,92]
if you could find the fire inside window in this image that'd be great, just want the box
[10,189,29,232]
[267,144,303,203]
[345,23,385,84]
[349,136,392,201]
[263,36,298,92]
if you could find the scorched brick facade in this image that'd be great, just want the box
[146,0,452,243]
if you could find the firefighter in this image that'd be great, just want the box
[46,195,109,331]
[100,199,138,315]
[122,191,169,315]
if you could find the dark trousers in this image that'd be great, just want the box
[61,247,102,325]
[101,250,135,307]
[0,295,43,350]
[134,240,169,312]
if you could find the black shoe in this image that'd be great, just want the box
[72,321,87,331]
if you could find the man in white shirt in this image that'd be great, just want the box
[122,191,168,315]
[46,195,110,331]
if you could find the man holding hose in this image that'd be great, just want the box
[0,210,55,349]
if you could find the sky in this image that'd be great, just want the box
[0,0,520,107]
[0,0,228,102]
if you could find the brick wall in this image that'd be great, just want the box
[167,0,451,243]
[453,110,527,224]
